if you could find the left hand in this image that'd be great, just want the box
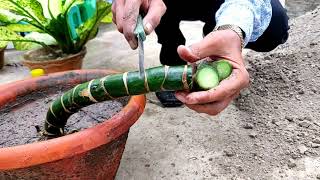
[175,29,250,116]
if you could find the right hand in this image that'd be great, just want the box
[112,0,166,49]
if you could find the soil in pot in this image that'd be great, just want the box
[0,85,129,148]
[22,47,86,74]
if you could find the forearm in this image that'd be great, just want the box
[215,0,272,46]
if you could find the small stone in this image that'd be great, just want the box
[238,166,244,172]
[316,174,320,179]
[264,56,272,60]
[295,78,302,83]
[307,53,312,58]
[145,164,150,167]
[224,150,235,157]
[311,143,320,148]
[299,121,311,128]
[312,138,320,144]
[171,163,175,167]
[298,145,308,154]
[298,89,305,94]
[272,119,280,126]
[285,116,294,122]
[208,158,213,161]
[291,153,301,159]
[311,87,317,93]
[249,132,257,138]
[243,123,254,129]
[287,159,296,168]
[241,88,251,96]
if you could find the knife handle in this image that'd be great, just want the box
[134,15,146,41]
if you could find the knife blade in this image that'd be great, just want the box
[134,15,146,79]
[137,35,145,78]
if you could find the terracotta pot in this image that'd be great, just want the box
[0,47,4,70]
[22,47,86,74]
[0,70,146,180]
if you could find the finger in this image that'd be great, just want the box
[175,68,249,104]
[142,0,166,35]
[185,94,236,116]
[112,2,117,24]
[177,30,242,63]
[115,0,125,33]
[123,0,141,49]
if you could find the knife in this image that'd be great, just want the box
[134,15,146,79]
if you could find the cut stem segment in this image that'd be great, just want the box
[45,60,232,137]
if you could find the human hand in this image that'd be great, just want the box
[112,0,166,49]
[175,29,250,116]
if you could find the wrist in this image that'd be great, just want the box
[214,24,245,49]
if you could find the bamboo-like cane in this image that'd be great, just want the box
[45,60,232,137]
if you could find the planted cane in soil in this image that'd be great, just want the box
[0,86,128,148]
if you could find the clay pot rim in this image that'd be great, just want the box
[0,69,146,170]
[23,46,87,64]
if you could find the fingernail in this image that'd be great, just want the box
[128,40,137,49]
[144,23,153,34]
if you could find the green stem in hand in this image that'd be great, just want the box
[44,60,232,137]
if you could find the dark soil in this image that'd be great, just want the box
[286,0,320,18]
[0,88,128,148]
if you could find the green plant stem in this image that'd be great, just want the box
[45,65,193,136]
[44,60,232,137]
[47,0,56,20]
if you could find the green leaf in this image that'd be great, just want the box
[37,0,63,19]
[0,9,27,24]
[25,32,56,45]
[13,39,39,50]
[101,11,112,24]
[0,40,8,48]
[62,0,81,13]
[85,1,112,41]
[6,23,43,32]
[0,25,25,41]
[0,26,54,50]
[72,0,111,51]
[13,32,56,50]
[0,0,48,25]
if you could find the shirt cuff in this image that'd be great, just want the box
[215,3,255,46]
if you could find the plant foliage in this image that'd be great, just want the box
[0,0,112,54]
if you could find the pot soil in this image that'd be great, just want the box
[22,47,86,74]
[0,69,146,180]
[0,48,4,70]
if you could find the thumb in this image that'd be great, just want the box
[177,32,220,63]
[177,30,240,63]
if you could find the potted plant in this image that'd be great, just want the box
[0,0,112,73]
[0,60,232,179]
